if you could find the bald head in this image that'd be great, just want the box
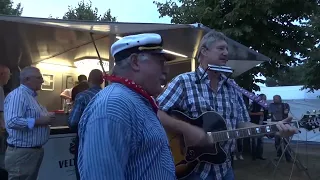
[20,66,44,91]
[88,69,103,86]
[20,66,40,82]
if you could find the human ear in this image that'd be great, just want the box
[129,54,140,71]
[200,47,208,57]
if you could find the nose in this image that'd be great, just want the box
[222,48,228,56]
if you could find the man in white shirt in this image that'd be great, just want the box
[4,66,55,180]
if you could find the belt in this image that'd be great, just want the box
[7,144,42,149]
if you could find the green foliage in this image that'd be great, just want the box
[301,8,320,92]
[301,48,320,91]
[0,0,23,16]
[63,0,116,22]
[265,65,306,87]
[154,0,320,91]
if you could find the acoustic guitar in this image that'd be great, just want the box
[166,110,320,179]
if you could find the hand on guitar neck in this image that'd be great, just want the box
[273,116,299,137]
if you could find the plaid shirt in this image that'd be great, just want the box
[69,86,101,130]
[157,66,250,180]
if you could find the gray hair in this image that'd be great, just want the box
[112,53,149,75]
[196,30,227,62]
[20,66,40,82]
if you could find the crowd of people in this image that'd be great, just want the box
[0,31,298,180]
[234,94,292,163]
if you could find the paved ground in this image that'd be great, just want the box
[0,139,319,180]
[234,140,320,180]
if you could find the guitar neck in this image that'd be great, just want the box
[209,122,298,142]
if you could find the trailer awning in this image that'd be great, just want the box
[0,15,270,77]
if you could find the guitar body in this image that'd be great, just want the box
[166,110,228,179]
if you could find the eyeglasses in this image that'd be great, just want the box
[29,76,43,80]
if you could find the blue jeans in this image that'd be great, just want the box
[182,168,235,180]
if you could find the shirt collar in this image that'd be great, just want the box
[20,84,37,97]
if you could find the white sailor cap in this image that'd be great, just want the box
[110,33,176,62]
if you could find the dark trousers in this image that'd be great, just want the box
[236,139,243,153]
[0,131,8,180]
[72,136,80,180]
[251,137,263,158]
[275,136,291,160]
[0,168,8,180]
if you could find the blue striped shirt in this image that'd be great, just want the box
[68,86,101,129]
[4,85,50,147]
[78,83,175,180]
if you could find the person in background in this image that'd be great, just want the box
[71,75,89,102]
[4,66,55,180]
[269,95,292,162]
[60,88,73,112]
[0,65,10,179]
[77,33,176,180]
[69,69,103,180]
[249,94,267,160]
[0,65,11,129]
[60,88,72,101]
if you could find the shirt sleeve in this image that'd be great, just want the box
[4,93,35,130]
[236,92,250,123]
[0,87,4,112]
[68,95,85,129]
[157,76,185,112]
[285,103,290,112]
[60,89,71,98]
[80,114,132,180]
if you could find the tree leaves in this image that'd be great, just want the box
[62,0,116,22]
[0,0,23,16]
[154,0,320,91]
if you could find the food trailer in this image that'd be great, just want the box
[0,15,270,180]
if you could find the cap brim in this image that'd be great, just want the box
[159,51,176,61]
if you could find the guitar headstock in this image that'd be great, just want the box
[298,110,320,131]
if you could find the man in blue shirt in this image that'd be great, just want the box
[69,69,103,180]
[77,33,176,180]
[4,66,55,180]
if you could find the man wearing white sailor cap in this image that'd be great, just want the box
[77,33,176,180]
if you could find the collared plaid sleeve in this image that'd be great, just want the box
[157,76,185,112]
[236,91,250,123]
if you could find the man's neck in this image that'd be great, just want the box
[89,83,100,88]
[201,65,221,91]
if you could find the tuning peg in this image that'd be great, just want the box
[306,111,310,114]
[313,110,317,114]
